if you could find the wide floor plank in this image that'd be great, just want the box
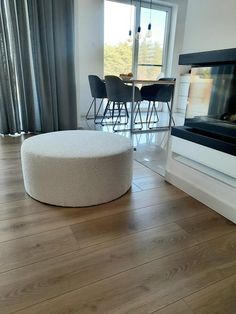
[176,211,235,242]
[185,274,236,314]
[152,300,192,314]
[69,197,209,248]
[0,185,185,243]
[0,226,78,273]
[14,232,236,314]
[0,223,196,313]
[0,198,210,274]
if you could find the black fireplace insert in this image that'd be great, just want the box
[172,48,236,156]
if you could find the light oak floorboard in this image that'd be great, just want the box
[69,198,210,249]
[0,198,209,273]
[15,232,236,314]
[133,173,165,190]
[0,223,197,313]
[0,185,185,243]
[185,274,236,314]
[175,211,236,242]
[0,198,53,221]
[0,226,78,273]
[152,300,193,314]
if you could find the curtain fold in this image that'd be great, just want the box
[0,0,21,134]
[0,0,77,135]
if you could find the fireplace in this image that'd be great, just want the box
[166,48,236,224]
[172,48,236,156]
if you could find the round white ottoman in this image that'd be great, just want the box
[21,130,133,207]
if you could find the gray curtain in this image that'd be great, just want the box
[0,0,77,135]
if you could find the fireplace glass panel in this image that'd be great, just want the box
[185,65,236,127]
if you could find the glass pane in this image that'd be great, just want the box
[137,7,167,80]
[104,1,135,77]
[186,66,236,119]
[137,66,162,80]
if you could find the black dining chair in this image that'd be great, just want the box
[87,75,107,121]
[141,77,176,128]
[103,75,142,131]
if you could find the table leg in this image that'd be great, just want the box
[169,84,176,129]
[130,82,135,134]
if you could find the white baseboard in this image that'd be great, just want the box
[165,169,236,223]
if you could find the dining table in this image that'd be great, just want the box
[122,78,176,134]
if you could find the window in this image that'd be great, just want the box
[104,1,134,76]
[104,0,171,79]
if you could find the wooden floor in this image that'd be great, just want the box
[0,135,236,314]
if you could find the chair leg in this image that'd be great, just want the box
[113,102,121,131]
[134,103,138,124]
[146,101,151,122]
[152,102,159,123]
[166,102,175,126]
[113,102,130,132]
[94,98,104,124]
[148,102,159,129]
[124,103,129,124]
[112,102,116,120]
[124,103,129,120]
[153,103,159,123]
[137,102,143,129]
[86,98,95,120]
[134,102,143,127]
[94,98,97,120]
[147,104,154,128]
[101,100,110,125]
[116,102,121,123]
[107,101,113,119]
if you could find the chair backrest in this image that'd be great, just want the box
[158,77,176,82]
[88,75,107,99]
[156,77,176,102]
[105,75,129,102]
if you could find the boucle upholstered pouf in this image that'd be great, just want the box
[21,130,133,207]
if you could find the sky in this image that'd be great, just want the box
[104,1,167,46]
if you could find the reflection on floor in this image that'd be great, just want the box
[81,111,185,177]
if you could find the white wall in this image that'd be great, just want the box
[164,0,188,78]
[163,0,188,110]
[182,0,236,53]
[75,0,104,124]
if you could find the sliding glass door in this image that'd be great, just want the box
[136,4,170,79]
[104,0,171,79]
[104,1,135,76]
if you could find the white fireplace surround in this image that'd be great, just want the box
[166,136,236,223]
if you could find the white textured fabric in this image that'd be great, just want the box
[21,130,133,207]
